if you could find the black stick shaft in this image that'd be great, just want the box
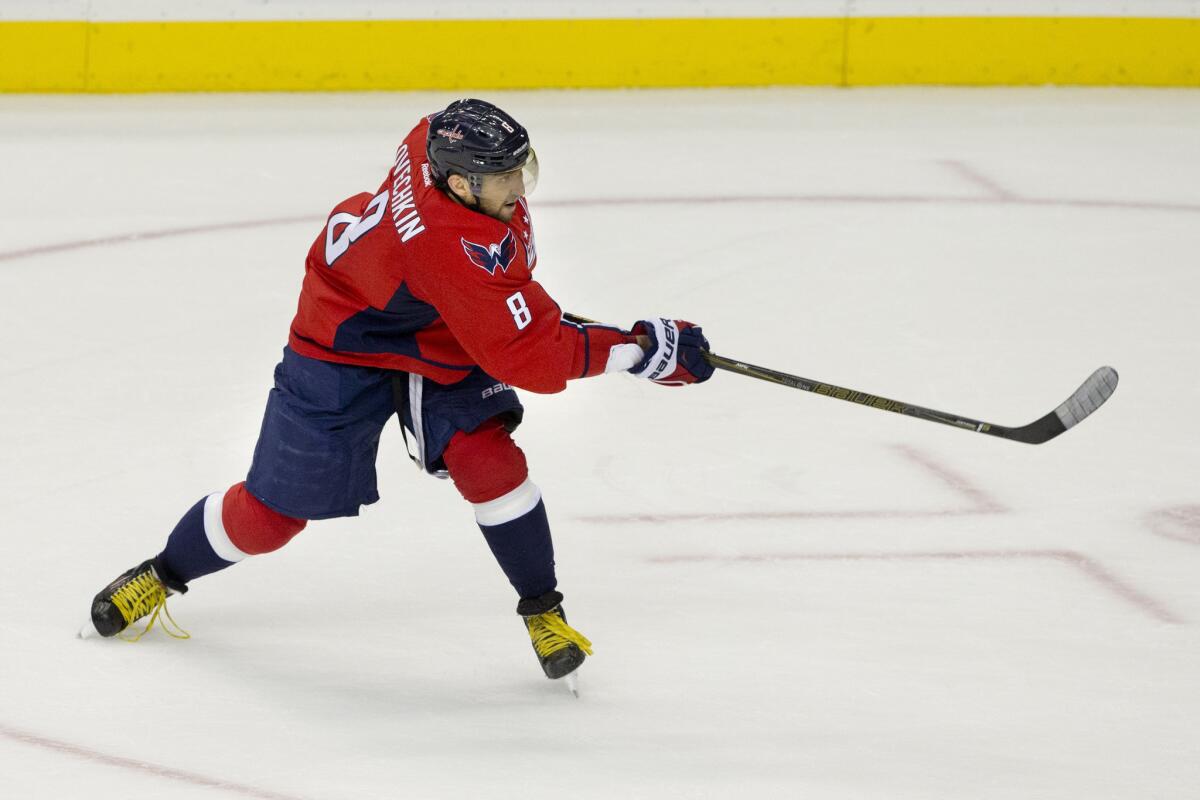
[704,352,1003,437]
[565,312,1117,445]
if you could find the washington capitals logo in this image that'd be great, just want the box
[461,231,517,275]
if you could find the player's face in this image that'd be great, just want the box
[475,168,527,223]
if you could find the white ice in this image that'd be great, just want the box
[1,88,1199,800]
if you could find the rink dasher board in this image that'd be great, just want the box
[1,2,1199,91]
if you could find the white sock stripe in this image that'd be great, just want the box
[472,479,543,527]
[203,491,250,563]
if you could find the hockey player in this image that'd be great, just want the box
[83,99,713,685]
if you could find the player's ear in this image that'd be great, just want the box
[447,173,474,203]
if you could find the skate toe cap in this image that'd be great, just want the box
[89,603,126,638]
[544,646,586,680]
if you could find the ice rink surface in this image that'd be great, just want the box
[1,87,1198,799]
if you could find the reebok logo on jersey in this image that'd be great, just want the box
[462,231,517,276]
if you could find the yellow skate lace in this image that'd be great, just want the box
[527,612,593,658]
[111,571,190,642]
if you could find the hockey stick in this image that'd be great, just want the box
[564,312,1118,445]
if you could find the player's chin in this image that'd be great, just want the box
[496,202,518,222]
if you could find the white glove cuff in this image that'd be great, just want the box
[604,343,645,374]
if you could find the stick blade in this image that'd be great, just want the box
[1002,366,1119,444]
[1055,366,1119,432]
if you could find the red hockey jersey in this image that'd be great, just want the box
[288,116,632,394]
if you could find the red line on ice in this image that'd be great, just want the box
[650,549,1183,624]
[1144,505,1200,545]
[0,214,314,263]
[540,194,1200,214]
[0,722,321,800]
[4,192,1200,264]
[573,508,991,525]
[890,444,1008,513]
[938,159,1019,200]
[575,444,1004,525]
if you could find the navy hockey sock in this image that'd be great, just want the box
[476,492,557,599]
[157,493,239,584]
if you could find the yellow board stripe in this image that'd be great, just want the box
[84,18,845,92]
[1,17,1198,92]
[0,22,89,92]
[848,17,1200,86]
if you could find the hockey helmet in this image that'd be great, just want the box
[426,99,538,196]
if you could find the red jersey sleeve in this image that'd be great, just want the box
[407,223,631,394]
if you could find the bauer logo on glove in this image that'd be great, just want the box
[629,318,715,386]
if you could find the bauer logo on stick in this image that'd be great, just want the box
[462,231,518,275]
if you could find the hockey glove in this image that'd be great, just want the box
[628,318,715,386]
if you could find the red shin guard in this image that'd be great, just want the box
[221,482,307,556]
[442,419,530,504]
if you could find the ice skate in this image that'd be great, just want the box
[80,558,189,641]
[518,591,592,691]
